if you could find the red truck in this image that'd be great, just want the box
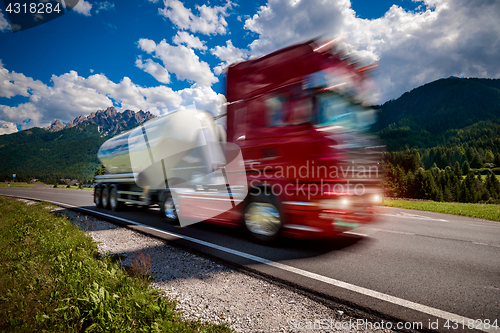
[95,38,382,243]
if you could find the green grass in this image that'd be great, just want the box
[382,199,500,221]
[0,196,233,332]
[0,182,33,188]
[56,184,94,191]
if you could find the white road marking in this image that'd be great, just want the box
[474,242,500,248]
[382,208,500,229]
[465,223,500,229]
[379,229,416,235]
[3,194,498,333]
[381,212,449,222]
[343,231,369,237]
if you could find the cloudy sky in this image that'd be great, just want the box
[0,0,499,135]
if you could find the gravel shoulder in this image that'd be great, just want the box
[37,200,395,333]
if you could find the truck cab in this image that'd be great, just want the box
[221,39,383,242]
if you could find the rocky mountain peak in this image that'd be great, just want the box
[47,119,65,132]
[45,107,155,135]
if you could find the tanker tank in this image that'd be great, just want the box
[97,108,227,188]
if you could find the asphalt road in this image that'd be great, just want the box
[1,185,499,332]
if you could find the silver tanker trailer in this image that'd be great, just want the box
[94,108,246,225]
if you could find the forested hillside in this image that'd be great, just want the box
[0,108,154,182]
[373,77,500,139]
[0,124,106,182]
[374,78,500,203]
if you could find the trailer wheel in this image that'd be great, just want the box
[244,193,282,243]
[109,185,123,212]
[160,191,179,224]
[94,185,102,208]
[101,184,110,209]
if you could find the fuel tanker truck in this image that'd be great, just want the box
[94,38,383,243]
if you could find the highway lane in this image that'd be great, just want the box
[1,185,499,332]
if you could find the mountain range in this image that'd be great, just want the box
[45,107,155,135]
[0,108,155,181]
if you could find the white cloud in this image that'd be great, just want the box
[244,0,348,55]
[0,120,17,135]
[211,40,248,75]
[158,0,232,35]
[0,60,46,98]
[244,0,500,103]
[135,56,171,84]
[178,85,226,115]
[344,0,500,101]
[73,0,93,16]
[138,38,157,53]
[137,38,217,86]
[0,9,11,33]
[0,61,225,131]
[172,31,207,50]
[95,1,115,14]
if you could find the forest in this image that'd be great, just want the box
[0,124,107,183]
[378,78,500,203]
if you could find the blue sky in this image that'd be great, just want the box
[0,0,499,134]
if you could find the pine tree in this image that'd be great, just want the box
[453,161,462,177]
[494,154,500,168]
[485,173,500,199]
[461,172,478,203]
[461,160,470,175]
[485,150,495,163]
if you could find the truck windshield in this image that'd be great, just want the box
[264,89,376,131]
[314,91,376,131]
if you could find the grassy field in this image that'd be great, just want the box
[0,182,33,188]
[0,182,94,191]
[0,196,233,332]
[382,199,500,221]
[52,184,94,191]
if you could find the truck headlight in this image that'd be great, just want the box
[371,194,381,203]
[321,197,350,210]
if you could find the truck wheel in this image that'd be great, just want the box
[244,193,282,243]
[109,186,123,212]
[101,184,110,209]
[160,191,179,224]
[94,186,102,208]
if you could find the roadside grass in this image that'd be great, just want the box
[0,182,33,188]
[381,199,500,222]
[58,184,94,191]
[0,196,233,332]
[0,182,93,190]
